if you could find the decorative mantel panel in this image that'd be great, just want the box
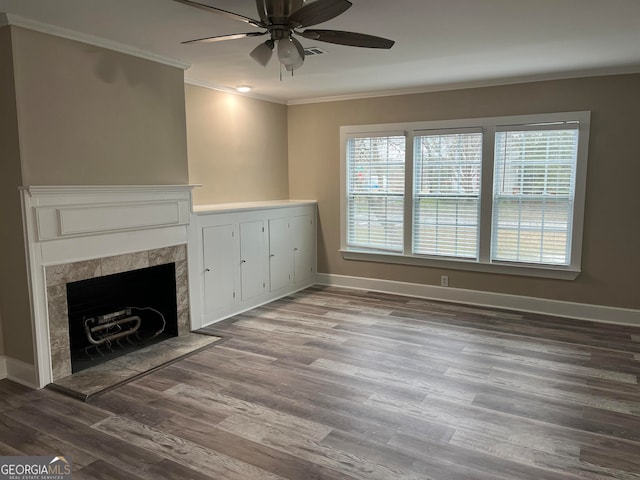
[21,185,197,388]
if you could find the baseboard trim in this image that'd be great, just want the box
[0,356,7,380]
[4,357,38,389]
[315,274,640,327]
[200,282,317,329]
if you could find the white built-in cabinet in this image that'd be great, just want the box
[239,220,267,301]
[269,213,316,290]
[202,223,236,314]
[189,201,317,328]
[292,213,315,285]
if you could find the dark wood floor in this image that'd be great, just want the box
[2,285,640,479]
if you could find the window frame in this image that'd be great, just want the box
[340,111,591,280]
[412,127,484,260]
[345,132,407,253]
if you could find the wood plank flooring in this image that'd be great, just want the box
[2,285,640,479]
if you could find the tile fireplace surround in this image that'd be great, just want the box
[20,185,197,389]
[46,244,190,381]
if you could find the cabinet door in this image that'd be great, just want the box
[268,217,293,291]
[292,214,315,284]
[240,220,267,301]
[202,224,237,314]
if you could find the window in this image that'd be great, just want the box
[341,112,590,279]
[413,130,482,259]
[492,125,579,265]
[345,135,405,252]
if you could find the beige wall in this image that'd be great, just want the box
[0,26,31,362]
[11,27,189,185]
[185,84,289,205]
[288,74,640,310]
[3,22,638,370]
[0,26,191,367]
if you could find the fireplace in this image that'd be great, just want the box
[45,244,190,381]
[66,263,179,373]
[20,185,196,388]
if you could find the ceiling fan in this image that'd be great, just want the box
[173,0,395,73]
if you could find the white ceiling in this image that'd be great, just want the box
[2,0,640,104]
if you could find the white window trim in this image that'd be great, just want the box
[340,111,591,280]
[344,132,406,253]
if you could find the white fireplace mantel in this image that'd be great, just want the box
[20,184,198,388]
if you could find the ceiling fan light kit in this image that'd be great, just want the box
[278,38,299,66]
[174,0,394,75]
[250,40,274,66]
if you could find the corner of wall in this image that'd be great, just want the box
[0,22,35,365]
[185,84,289,205]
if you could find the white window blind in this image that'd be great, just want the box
[492,124,579,265]
[341,112,589,279]
[346,135,405,252]
[413,131,482,258]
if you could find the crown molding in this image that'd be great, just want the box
[1,13,190,70]
[286,65,640,106]
[184,77,287,105]
[4,13,638,106]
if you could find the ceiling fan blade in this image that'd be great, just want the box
[250,40,274,66]
[255,0,269,24]
[288,0,352,28]
[173,0,265,28]
[298,29,395,49]
[182,31,267,44]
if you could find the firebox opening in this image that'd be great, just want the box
[66,262,178,373]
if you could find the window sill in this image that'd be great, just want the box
[340,249,580,280]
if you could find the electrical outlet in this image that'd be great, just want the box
[440,275,449,287]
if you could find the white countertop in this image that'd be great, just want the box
[192,199,317,214]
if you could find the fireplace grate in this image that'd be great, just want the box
[66,263,178,373]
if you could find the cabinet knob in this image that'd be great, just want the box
[204,268,210,272]
[270,254,275,257]
[241,259,247,264]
